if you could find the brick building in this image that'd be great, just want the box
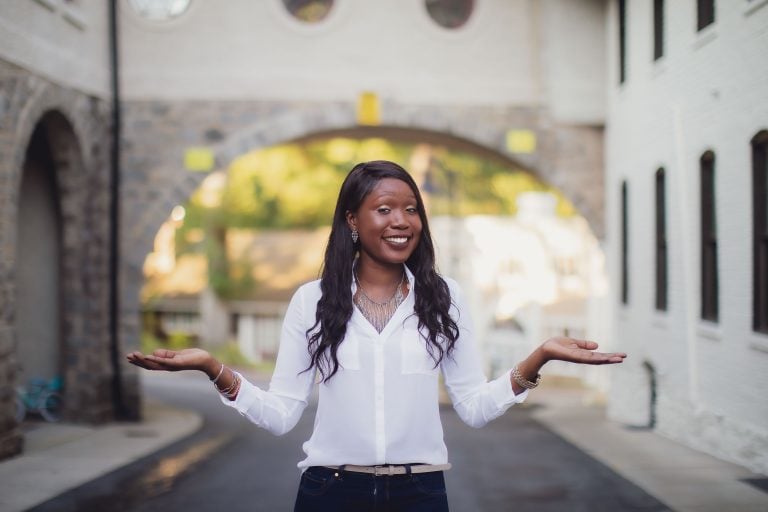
[604,0,768,473]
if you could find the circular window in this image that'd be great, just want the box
[128,0,191,21]
[424,0,474,29]
[282,0,334,24]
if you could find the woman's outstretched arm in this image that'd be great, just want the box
[510,337,627,394]
[126,348,241,399]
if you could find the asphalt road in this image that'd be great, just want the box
[30,372,670,512]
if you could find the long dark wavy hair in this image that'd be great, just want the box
[305,160,460,383]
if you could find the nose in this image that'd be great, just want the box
[390,209,408,228]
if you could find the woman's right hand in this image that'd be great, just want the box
[126,348,218,378]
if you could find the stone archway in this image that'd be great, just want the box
[16,116,64,387]
[119,100,604,368]
[0,66,114,462]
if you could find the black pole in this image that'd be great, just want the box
[108,0,128,419]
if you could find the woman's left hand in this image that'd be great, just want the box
[541,337,627,365]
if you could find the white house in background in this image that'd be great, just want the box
[604,0,768,474]
[431,191,610,394]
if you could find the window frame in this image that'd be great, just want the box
[655,168,668,312]
[700,151,719,322]
[621,180,629,305]
[653,0,664,61]
[752,131,768,334]
[697,0,715,31]
[618,0,627,84]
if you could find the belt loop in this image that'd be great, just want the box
[404,464,412,476]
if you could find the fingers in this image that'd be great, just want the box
[587,351,627,365]
[125,351,174,371]
[152,348,177,358]
[573,339,599,350]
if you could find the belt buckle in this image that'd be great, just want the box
[374,465,397,476]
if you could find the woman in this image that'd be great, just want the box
[127,160,626,511]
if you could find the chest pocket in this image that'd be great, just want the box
[336,336,360,371]
[400,328,439,376]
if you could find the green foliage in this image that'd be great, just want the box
[140,331,194,354]
[171,137,578,301]
[167,331,194,350]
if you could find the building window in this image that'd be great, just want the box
[618,0,627,83]
[753,131,768,334]
[128,0,191,21]
[282,0,334,24]
[700,152,719,322]
[621,181,629,304]
[424,0,474,30]
[697,0,715,31]
[655,169,668,311]
[653,0,664,60]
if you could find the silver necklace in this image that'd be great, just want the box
[354,269,406,333]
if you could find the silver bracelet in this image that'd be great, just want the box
[511,365,541,389]
[211,363,225,384]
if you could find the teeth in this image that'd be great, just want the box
[384,236,408,243]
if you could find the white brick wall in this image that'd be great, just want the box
[605,0,768,473]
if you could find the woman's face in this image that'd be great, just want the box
[346,178,423,269]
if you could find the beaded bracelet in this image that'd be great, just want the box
[511,365,541,389]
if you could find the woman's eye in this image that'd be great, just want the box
[406,207,418,214]
[377,208,390,214]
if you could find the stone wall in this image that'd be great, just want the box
[0,58,125,460]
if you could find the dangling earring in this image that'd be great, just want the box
[351,229,359,243]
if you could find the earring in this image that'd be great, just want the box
[351,229,359,243]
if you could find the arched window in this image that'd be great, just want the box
[282,0,334,24]
[424,0,474,30]
[655,168,667,311]
[128,0,191,21]
[752,131,768,334]
[700,151,718,322]
[621,180,629,304]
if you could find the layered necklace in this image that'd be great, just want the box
[353,266,407,333]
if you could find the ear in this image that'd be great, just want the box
[345,210,357,231]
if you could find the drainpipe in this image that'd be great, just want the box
[108,0,128,419]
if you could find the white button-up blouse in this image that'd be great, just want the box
[221,266,527,470]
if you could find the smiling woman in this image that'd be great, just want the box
[127,160,626,511]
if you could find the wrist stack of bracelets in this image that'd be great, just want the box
[210,363,241,400]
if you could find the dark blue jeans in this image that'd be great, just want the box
[294,466,449,511]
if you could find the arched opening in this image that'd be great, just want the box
[140,133,608,390]
[642,360,658,429]
[16,119,64,397]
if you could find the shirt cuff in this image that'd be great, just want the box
[217,376,259,413]
[490,368,529,409]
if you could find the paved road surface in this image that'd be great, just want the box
[30,372,669,511]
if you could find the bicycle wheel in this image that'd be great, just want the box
[14,396,26,423]
[40,392,62,422]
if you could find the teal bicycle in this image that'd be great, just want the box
[15,376,63,423]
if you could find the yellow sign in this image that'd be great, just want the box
[357,91,381,126]
[505,130,537,154]
[184,147,215,172]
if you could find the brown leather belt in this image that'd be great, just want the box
[324,463,451,476]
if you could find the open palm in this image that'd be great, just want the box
[126,348,213,373]
[542,337,626,365]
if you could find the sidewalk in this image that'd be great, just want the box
[527,385,768,512]
[0,398,202,512]
[0,385,766,512]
